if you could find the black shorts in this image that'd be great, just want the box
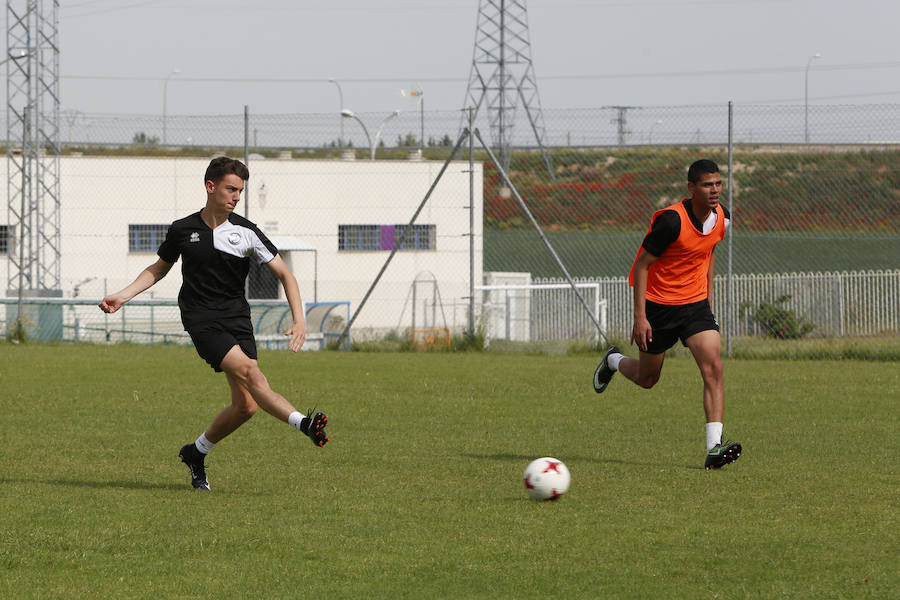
[643,299,719,355]
[186,317,257,372]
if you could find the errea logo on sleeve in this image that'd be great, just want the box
[190,232,200,243]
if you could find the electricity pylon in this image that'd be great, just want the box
[6,0,61,296]
[462,0,555,180]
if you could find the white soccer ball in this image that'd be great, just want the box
[523,457,571,501]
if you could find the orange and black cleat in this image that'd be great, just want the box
[301,410,329,448]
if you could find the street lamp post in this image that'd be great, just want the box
[373,110,400,160]
[402,87,424,157]
[341,109,371,158]
[341,109,400,160]
[162,68,180,145]
[649,119,662,145]
[1,48,27,67]
[328,78,344,147]
[804,53,821,144]
[417,91,424,155]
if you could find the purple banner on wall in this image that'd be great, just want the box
[380,225,395,250]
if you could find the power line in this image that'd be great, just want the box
[738,89,900,105]
[61,0,788,14]
[539,61,900,81]
[63,0,171,19]
[58,59,900,86]
[60,75,454,83]
[43,16,900,110]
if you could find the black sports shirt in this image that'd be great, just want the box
[157,211,278,327]
[642,199,732,257]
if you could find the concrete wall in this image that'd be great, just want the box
[1,156,483,334]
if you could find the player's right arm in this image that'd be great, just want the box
[99,258,174,314]
[630,250,658,351]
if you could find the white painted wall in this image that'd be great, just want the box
[1,156,483,335]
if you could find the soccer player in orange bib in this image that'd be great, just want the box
[593,159,741,470]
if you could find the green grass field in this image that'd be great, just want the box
[485,230,900,278]
[1,344,897,599]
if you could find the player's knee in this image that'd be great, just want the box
[243,365,269,392]
[636,373,660,389]
[701,358,723,383]
[237,400,258,420]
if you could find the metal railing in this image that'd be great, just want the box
[477,282,606,344]
[0,297,349,349]
[534,269,900,341]
[2,270,896,347]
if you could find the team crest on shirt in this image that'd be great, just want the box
[228,232,242,245]
[190,232,200,243]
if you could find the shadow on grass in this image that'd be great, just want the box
[4,477,275,494]
[1,477,186,491]
[461,452,703,471]
[54,478,190,491]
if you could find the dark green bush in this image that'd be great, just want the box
[741,294,815,339]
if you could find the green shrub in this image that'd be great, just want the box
[741,294,815,339]
[450,328,486,352]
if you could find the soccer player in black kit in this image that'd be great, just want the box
[100,157,328,491]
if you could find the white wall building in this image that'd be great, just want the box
[1,156,483,341]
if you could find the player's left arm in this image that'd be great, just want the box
[265,254,307,352]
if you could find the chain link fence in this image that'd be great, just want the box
[3,104,898,348]
[51,103,900,148]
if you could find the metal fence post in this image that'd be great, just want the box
[244,105,250,220]
[726,101,734,358]
[467,107,476,340]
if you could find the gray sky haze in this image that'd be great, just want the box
[45,0,900,118]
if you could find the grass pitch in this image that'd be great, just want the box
[1,344,897,599]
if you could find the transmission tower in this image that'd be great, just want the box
[462,0,555,180]
[6,0,61,300]
[604,105,640,146]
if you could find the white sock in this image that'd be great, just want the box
[607,352,624,371]
[195,432,215,455]
[706,422,723,451]
[288,411,306,431]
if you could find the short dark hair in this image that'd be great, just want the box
[687,159,719,183]
[204,156,249,183]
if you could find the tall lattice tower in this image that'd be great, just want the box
[6,0,61,302]
[463,0,554,179]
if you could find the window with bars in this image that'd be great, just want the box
[338,225,381,251]
[338,224,435,251]
[0,225,8,254]
[394,224,435,250]
[129,224,169,253]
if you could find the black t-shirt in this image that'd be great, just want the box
[642,199,731,257]
[157,211,278,327]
